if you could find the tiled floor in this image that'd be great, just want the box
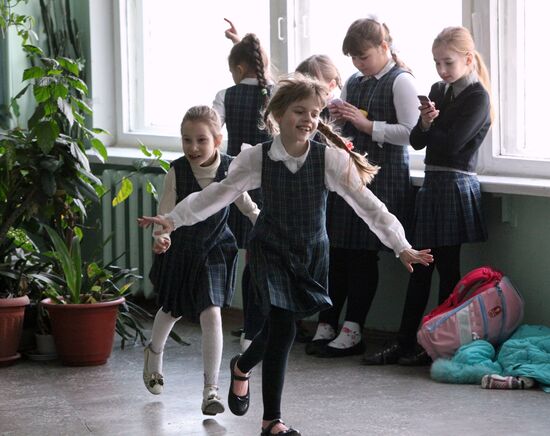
[1,310,549,436]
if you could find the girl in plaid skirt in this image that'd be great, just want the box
[139,75,432,436]
[142,106,259,417]
[363,26,492,367]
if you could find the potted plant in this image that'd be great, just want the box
[40,225,143,366]
[0,227,55,365]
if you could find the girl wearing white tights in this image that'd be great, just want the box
[143,105,259,416]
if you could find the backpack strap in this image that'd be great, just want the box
[422,266,503,324]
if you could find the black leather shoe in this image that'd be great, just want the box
[260,419,301,436]
[398,349,432,366]
[361,343,404,365]
[316,341,366,358]
[228,354,250,416]
[305,339,331,355]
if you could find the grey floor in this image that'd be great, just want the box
[2,310,549,436]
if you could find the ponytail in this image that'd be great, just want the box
[473,50,494,123]
[317,120,379,185]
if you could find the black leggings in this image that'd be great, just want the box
[398,245,461,350]
[318,248,379,330]
[237,306,296,421]
[242,263,265,340]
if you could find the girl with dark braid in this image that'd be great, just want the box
[140,74,432,435]
[213,19,274,351]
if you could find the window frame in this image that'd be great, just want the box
[91,0,550,182]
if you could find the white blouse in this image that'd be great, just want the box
[155,151,259,242]
[165,136,412,257]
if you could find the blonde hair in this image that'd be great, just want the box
[433,26,494,122]
[342,18,411,73]
[228,33,270,108]
[295,54,342,89]
[180,105,222,138]
[264,74,379,186]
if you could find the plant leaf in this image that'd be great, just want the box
[112,177,133,207]
[35,120,60,153]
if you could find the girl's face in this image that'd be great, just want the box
[181,120,221,167]
[432,44,473,84]
[351,42,389,76]
[275,96,322,146]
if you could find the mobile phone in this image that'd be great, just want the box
[418,95,431,106]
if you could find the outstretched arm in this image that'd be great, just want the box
[399,248,433,273]
[224,18,240,44]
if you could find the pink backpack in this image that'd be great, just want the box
[417,266,524,360]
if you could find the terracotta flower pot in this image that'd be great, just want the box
[41,297,125,366]
[0,295,30,366]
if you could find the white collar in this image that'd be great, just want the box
[239,77,275,86]
[267,135,309,173]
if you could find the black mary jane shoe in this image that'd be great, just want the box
[228,354,250,416]
[316,340,366,358]
[260,419,301,436]
[361,343,404,365]
[398,348,432,366]
[304,338,332,355]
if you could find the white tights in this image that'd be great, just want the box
[148,305,223,386]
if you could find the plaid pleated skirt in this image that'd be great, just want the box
[248,234,331,319]
[149,230,238,321]
[412,171,487,248]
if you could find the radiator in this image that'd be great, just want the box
[100,170,165,298]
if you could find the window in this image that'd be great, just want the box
[106,0,550,181]
[117,0,270,148]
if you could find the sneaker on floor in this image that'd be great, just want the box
[481,374,535,390]
[202,386,225,416]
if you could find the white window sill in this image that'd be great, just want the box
[89,148,550,198]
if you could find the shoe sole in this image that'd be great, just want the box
[202,400,225,416]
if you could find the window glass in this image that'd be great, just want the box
[298,0,462,99]
[134,0,270,136]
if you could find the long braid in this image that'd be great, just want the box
[248,34,270,109]
[317,120,379,185]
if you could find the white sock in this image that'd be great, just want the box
[200,306,223,387]
[149,308,181,374]
[312,322,336,341]
[328,321,362,349]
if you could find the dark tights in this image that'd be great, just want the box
[318,248,379,330]
[398,245,461,350]
[237,306,296,421]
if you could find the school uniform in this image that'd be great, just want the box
[396,72,491,355]
[409,72,491,248]
[327,62,416,250]
[165,136,412,317]
[213,79,273,248]
[150,152,259,321]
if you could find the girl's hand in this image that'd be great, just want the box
[153,236,171,254]
[224,18,240,44]
[137,215,175,235]
[399,248,433,273]
[419,102,439,130]
[334,101,372,133]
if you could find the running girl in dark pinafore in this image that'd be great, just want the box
[139,75,432,436]
[142,106,259,417]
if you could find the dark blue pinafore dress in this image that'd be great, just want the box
[224,84,273,248]
[247,141,332,318]
[327,66,414,250]
[149,155,238,321]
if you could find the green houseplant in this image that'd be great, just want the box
[41,225,140,365]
